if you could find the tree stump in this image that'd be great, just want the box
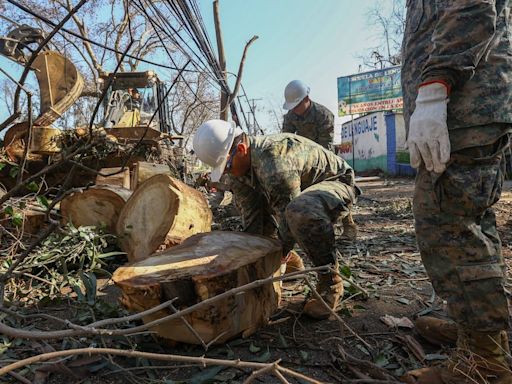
[117,174,211,262]
[112,231,282,345]
[95,167,131,189]
[60,186,132,233]
[131,161,172,190]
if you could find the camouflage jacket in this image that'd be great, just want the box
[282,101,334,149]
[230,133,354,250]
[401,0,512,147]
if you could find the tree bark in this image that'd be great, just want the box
[116,174,212,262]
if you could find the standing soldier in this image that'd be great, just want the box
[192,120,360,319]
[282,80,334,150]
[401,1,512,383]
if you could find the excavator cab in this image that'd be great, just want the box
[100,71,172,142]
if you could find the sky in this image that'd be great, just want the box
[198,0,395,141]
[0,0,397,143]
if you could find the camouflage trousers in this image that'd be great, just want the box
[285,181,357,266]
[413,133,511,332]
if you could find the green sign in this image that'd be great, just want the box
[337,66,403,116]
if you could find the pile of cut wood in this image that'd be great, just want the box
[59,162,283,345]
[60,161,212,261]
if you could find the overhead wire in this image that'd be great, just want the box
[4,0,201,73]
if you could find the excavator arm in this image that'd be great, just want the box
[0,25,84,128]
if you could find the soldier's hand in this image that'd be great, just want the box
[407,82,450,174]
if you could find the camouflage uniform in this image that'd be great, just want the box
[282,101,334,150]
[230,134,358,266]
[402,0,512,331]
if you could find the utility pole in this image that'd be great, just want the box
[213,0,228,121]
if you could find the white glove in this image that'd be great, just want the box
[407,82,450,173]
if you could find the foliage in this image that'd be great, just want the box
[1,224,125,304]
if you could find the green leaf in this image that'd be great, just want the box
[71,284,86,303]
[11,212,23,227]
[0,163,6,171]
[26,181,39,192]
[4,206,13,216]
[340,265,351,278]
[8,166,18,178]
[249,342,261,353]
[36,195,49,208]
[375,353,389,367]
[299,350,309,362]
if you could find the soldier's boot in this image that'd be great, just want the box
[415,317,458,347]
[341,212,358,240]
[283,250,305,274]
[402,329,512,384]
[303,264,344,320]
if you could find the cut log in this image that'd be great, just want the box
[132,161,172,190]
[113,231,282,345]
[21,209,46,234]
[60,185,132,233]
[95,167,131,189]
[116,174,212,262]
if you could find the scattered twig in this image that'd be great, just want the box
[0,266,330,339]
[304,278,373,352]
[0,347,323,383]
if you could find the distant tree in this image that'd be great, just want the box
[359,0,405,70]
[1,0,173,88]
[0,0,219,140]
[168,71,219,148]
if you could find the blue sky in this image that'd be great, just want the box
[198,0,394,139]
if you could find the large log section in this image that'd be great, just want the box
[113,231,282,345]
[60,186,132,233]
[116,174,212,262]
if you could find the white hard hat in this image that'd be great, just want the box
[283,80,310,110]
[192,119,243,182]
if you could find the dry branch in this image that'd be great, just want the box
[0,267,329,340]
[0,347,323,384]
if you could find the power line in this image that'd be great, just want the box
[4,0,200,73]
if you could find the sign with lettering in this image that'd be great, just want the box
[337,66,403,116]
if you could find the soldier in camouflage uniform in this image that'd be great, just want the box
[401,1,512,383]
[192,120,359,319]
[282,80,334,150]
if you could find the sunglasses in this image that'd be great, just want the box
[224,145,238,173]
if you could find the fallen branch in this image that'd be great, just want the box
[0,347,323,383]
[304,278,373,353]
[0,266,330,340]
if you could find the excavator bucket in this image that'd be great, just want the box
[31,51,84,127]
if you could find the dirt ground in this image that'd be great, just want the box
[4,177,512,383]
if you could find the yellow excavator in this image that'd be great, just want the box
[0,25,180,163]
